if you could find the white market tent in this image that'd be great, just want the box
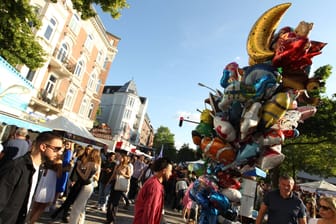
[42,116,104,146]
[299,180,336,195]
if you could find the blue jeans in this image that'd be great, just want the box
[98,182,112,206]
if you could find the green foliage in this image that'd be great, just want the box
[176,144,198,163]
[153,126,177,161]
[1,0,128,70]
[50,0,129,20]
[0,1,46,69]
[280,96,336,179]
[313,64,332,81]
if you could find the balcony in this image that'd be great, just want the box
[29,89,63,116]
[49,48,75,78]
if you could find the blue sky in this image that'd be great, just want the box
[95,0,336,149]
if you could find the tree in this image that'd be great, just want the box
[153,126,177,161]
[56,0,130,20]
[280,96,336,179]
[274,64,335,180]
[0,1,46,69]
[1,0,128,69]
[176,144,198,163]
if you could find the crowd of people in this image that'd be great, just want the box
[1,127,336,224]
[0,127,194,224]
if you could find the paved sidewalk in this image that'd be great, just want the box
[37,192,186,224]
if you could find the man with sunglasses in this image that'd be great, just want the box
[256,175,307,224]
[0,131,63,224]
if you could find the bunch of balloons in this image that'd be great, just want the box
[189,3,327,223]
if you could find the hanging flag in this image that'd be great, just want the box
[157,144,164,158]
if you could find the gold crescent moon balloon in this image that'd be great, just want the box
[247,3,292,65]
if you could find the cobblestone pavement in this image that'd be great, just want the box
[37,192,186,224]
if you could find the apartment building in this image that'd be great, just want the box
[17,0,119,128]
[97,80,155,151]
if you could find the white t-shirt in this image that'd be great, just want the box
[27,162,40,212]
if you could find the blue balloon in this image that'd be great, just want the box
[236,142,260,162]
[209,191,230,212]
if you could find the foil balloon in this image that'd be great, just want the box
[216,171,241,189]
[221,188,242,203]
[200,137,236,164]
[272,21,327,73]
[220,62,241,89]
[213,116,236,142]
[221,143,260,171]
[188,3,328,223]
[236,142,260,163]
[260,148,285,170]
[201,109,214,124]
[189,185,209,209]
[260,128,285,146]
[261,92,291,129]
[198,209,218,224]
[242,63,281,100]
[282,129,300,138]
[297,105,317,121]
[209,191,230,213]
[192,122,216,146]
[218,81,249,111]
[246,3,292,65]
[228,101,244,129]
[240,102,262,140]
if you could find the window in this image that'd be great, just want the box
[74,60,84,76]
[103,56,109,69]
[95,79,101,93]
[127,98,135,107]
[79,98,88,116]
[88,71,96,90]
[44,17,57,40]
[84,34,93,51]
[56,43,68,62]
[44,75,57,100]
[64,87,75,109]
[88,103,94,118]
[96,50,103,65]
[68,14,80,35]
[123,109,131,119]
[26,69,36,82]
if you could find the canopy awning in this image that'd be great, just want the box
[0,113,51,132]
[299,180,336,193]
[41,116,105,146]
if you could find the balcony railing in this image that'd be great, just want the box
[36,89,64,109]
[49,47,76,77]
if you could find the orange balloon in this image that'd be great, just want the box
[201,137,236,164]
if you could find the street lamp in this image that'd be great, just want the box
[198,82,216,93]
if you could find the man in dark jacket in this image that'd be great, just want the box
[0,131,63,224]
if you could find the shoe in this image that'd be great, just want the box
[97,204,102,210]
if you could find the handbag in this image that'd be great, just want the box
[114,174,130,192]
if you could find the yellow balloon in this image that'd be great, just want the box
[247,3,292,65]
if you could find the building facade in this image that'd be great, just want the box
[17,0,119,128]
[98,80,154,150]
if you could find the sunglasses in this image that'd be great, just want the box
[45,144,63,152]
[319,205,331,211]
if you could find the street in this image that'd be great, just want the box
[37,191,186,224]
